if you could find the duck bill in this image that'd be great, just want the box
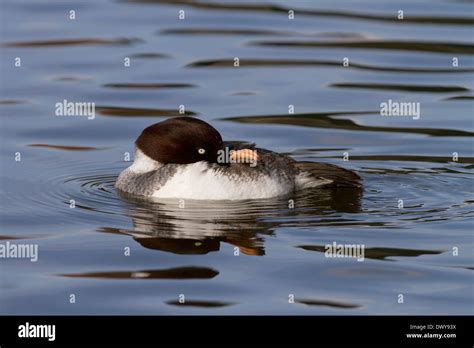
[229,149,258,166]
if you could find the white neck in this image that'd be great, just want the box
[129,148,163,173]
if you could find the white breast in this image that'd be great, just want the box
[153,161,294,200]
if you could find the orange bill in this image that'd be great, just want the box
[229,149,258,164]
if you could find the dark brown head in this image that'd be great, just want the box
[135,117,224,164]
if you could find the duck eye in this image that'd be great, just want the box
[198,148,206,155]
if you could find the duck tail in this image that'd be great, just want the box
[293,161,362,189]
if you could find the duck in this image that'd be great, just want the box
[115,117,361,200]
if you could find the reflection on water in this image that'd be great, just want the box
[128,0,474,25]
[222,113,474,137]
[97,106,197,117]
[165,300,234,308]
[329,83,469,93]
[95,186,363,255]
[103,83,196,89]
[0,99,28,105]
[27,144,100,151]
[61,266,219,279]
[297,245,443,261]
[129,52,170,59]
[3,37,140,47]
[1,0,473,315]
[251,40,474,54]
[295,299,360,309]
[187,58,474,73]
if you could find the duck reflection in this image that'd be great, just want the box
[99,186,362,255]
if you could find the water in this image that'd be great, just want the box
[0,0,473,314]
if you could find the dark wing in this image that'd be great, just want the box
[293,161,362,188]
[223,142,361,188]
